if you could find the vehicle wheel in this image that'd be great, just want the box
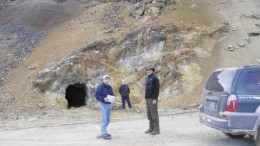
[256,127,260,146]
[223,132,246,138]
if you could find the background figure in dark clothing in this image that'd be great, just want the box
[119,80,132,110]
[144,67,160,135]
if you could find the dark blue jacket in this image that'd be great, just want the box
[95,83,114,104]
[119,84,130,97]
[145,73,160,100]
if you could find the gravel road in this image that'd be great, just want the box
[0,112,255,146]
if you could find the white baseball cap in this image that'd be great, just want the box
[102,75,110,79]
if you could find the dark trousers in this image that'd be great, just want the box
[121,96,132,109]
[146,99,159,132]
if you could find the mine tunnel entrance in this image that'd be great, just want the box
[65,83,87,108]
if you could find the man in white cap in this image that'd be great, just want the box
[95,74,114,140]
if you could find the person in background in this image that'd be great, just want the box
[119,80,132,111]
[95,75,114,140]
[144,67,160,135]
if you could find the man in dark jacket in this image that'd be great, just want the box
[119,80,132,110]
[144,67,160,135]
[95,75,114,140]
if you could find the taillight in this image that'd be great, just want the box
[226,94,238,112]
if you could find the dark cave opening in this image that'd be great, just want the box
[65,83,87,108]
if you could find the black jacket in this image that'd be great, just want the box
[119,84,130,96]
[145,74,160,100]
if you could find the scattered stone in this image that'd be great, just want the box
[28,64,38,70]
[186,26,193,31]
[227,45,234,51]
[229,48,234,51]
[256,24,260,28]
[243,14,260,20]
[104,29,114,34]
[38,103,44,108]
[238,42,245,47]
[248,31,260,36]
[228,45,233,49]
[223,22,229,25]
[251,14,260,19]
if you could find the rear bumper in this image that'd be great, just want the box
[199,112,229,131]
[199,110,258,135]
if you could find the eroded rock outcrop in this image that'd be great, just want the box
[33,22,228,109]
[33,24,182,107]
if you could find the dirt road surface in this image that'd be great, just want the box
[0,111,255,146]
[216,0,260,67]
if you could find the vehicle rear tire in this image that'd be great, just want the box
[256,127,260,146]
[223,132,246,138]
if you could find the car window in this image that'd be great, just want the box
[236,70,260,95]
[205,69,236,92]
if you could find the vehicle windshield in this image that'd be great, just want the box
[205,69,237,92]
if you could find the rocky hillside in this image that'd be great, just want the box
[2,0,259,118]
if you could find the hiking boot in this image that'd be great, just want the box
[145,129,153,134]
[96,134,102,139]
[102,135,111,140]
[97,133,111,139]
[151,131,160,135]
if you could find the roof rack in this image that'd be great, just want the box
[244,64,260,67]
